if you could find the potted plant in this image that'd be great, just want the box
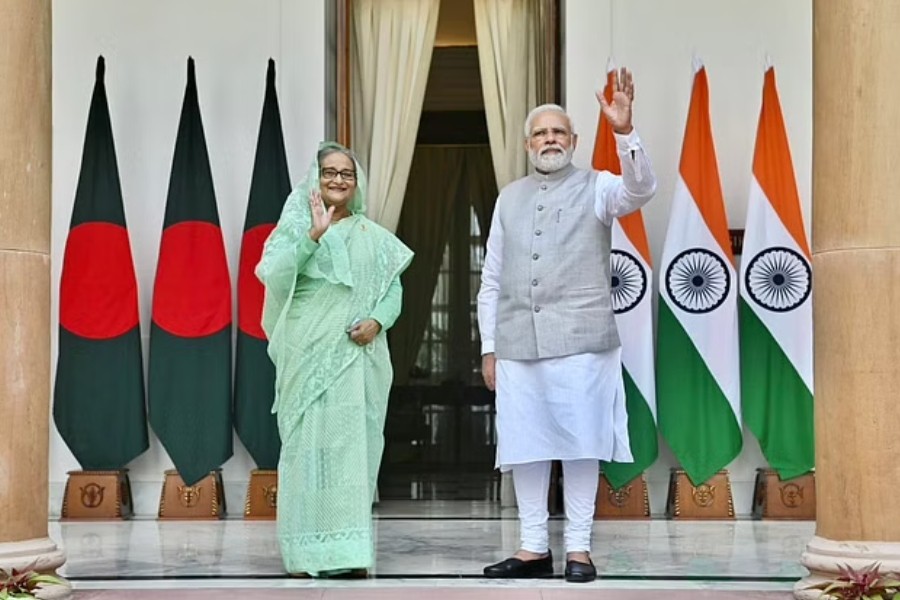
[0,566,66,599]
[805,563,900,599]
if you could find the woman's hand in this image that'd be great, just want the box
[349,319,382,346]
[308,189,334,242]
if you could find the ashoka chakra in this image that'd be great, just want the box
[610,250,647,314]
[745,247,811,312]
[665,248,731,314]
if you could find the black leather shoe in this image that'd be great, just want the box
[483,551,553,578]
[564,558,596,583]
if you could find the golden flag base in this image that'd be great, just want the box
[243,469,278,520]
[752,468,816,520]
[61,469,134,520]
[666,469,735,519]
[594,474,650,519]
[158,469,225,520]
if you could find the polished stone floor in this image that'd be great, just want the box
[52,501,811,595]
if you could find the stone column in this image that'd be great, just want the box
[796,1,900,597]
[0,1,68,595]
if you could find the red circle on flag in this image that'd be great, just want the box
[59,222,140,339]
[152,221,232,337]
[238,224,275,340]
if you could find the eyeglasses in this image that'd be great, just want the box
[320,168,357,182]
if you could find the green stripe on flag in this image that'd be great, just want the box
[162,58,219,228]
[739,299,814,480]
[657,301,742,486]
[235,332,280,469]
[148,323,233,486]
[54,326,147,469]
[69,57,127,229]
[243,59,291,232]
[602,367,658,489]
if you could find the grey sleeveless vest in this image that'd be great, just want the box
[494,163,620,360]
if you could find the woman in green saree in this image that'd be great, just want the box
[256,142,413,577]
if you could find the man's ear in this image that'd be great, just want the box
[571,133,579,150]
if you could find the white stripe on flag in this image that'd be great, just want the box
[739,177,813,391]
[659,176,741,420]
[612,219,657,420]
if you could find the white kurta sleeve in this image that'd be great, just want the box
[477,198,504,355]
[594,129,658,225]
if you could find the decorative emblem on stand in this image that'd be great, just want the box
[607,484,633,508]
[178,485,202,508]
[779,482,805,508]
[665,248,730,313]
[692,483,716,508]
[610,250,648,314]
[745,247,811,312]
[80,483,105,508]
[263,483,278,509]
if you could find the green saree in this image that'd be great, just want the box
[256,144,413,575]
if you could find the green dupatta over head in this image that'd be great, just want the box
[255,142,413,433]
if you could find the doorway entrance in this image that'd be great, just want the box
[334,0,561,503]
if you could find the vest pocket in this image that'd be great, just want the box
[552,204,586,244]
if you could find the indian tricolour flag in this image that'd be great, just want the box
[593,63,658,490]
[739,66,814,480]
[657,60,742,486]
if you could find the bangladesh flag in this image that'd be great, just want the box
[235,59,290,470]
[148,57,233,486]
[54,56,148,470]
[739,66,814,480]
[593,62,659,490]
[657,61,742,486]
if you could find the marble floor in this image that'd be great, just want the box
[51,501,812,596]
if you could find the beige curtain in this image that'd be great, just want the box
[474,0,550,190]
[351,0,440,232]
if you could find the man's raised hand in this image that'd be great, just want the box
[596,66,635,135]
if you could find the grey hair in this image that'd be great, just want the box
[523,103,575,138]
[317,144,358,167]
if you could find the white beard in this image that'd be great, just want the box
[529,145,574,172]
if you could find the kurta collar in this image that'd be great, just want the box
[530,162,576,183]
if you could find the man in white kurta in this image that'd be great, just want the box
[478,69,656,583]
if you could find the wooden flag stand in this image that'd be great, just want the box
[752,468,816,520]
[158,469,226,520]
[244,469,278,520]
[61,470,134,520]
[666,469,735,519]
[594,474,651,519]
